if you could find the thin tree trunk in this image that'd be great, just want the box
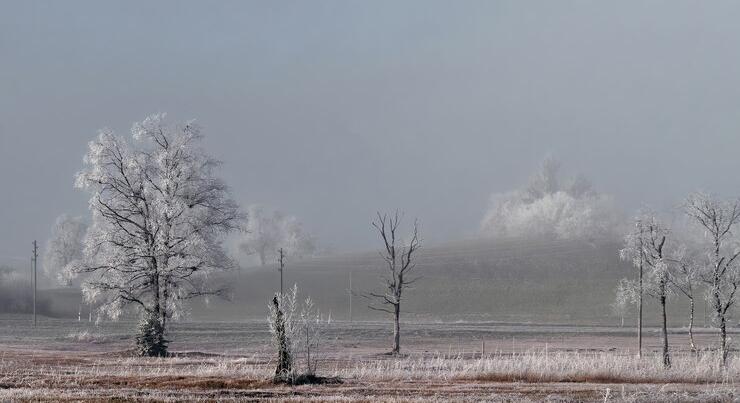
[660,293,671,368]
[688,296,696,352]
[720,315,728,367]
[305,326,311,374]
[638,262,643,358]
[392,303,401,354]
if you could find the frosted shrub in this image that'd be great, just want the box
[135,310,169,357]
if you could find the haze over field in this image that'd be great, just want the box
[4,1,740,263]
[5,2,740,401]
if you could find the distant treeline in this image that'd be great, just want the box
[0,265,52,315]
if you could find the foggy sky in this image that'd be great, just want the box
[3,1,740,262]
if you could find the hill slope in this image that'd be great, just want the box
[40,237,703,326]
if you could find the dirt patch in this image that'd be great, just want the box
[81,375,270,390]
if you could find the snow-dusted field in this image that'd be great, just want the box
[0,315,738,401]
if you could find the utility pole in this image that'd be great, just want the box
[278,248,285,296]
[32,240,37,327]
[348,271,352,322]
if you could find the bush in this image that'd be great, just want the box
[135,311,168,357]
[268,285,327,384]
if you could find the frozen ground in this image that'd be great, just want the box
[0,315,738,401]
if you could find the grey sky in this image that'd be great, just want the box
[2,1,740,261]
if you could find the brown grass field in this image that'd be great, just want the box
[0,316,738,402]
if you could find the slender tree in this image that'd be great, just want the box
[620,212,672,367]
[684,193,740,366]
[68,114,243,355]
[639,215,671,369]
[668,245,701,352]
[619,215,647,357]
[365,211,421,355]
[613,278,638,328]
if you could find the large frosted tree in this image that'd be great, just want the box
[481,156,620,241]
[69,113,243,355]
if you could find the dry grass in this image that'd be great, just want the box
[331,350,740,385]
[0,348,738,401]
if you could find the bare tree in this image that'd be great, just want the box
[68,114,243,355]
[365,211,421,355]
[684,193,740,366]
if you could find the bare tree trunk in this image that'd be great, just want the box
[660,293,671,369]
[392,303,401,354]
[688,296,696,352]
[638,262,643,358]
[305,325,311,374]
[720,315,728,367]
[273,295,292,380]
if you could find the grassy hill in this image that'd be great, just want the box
[37,237,708,326]
[194,237,700,326]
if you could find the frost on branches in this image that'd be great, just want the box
[238,204,316,267]
[268,285,325,383]
[68,113,244,355]
[480,156,620,241]
[43,214,88,286]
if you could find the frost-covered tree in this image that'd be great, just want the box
[68,113,243,355]
[43,214,94,321]
[637,214,672,369]
[267,284,325,382]
[365,211,421,355]
[618,214,647,357]
[481,156,620,240]
[238,205,316,267]
[668,245,701,351]
[684,193,740,366]
[619,212,672,367]
[613,278,638,327]
[43,214,88,286]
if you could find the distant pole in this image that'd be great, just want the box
[278,248,285,296]
[32,240,37,327]
[348,271,352,322]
